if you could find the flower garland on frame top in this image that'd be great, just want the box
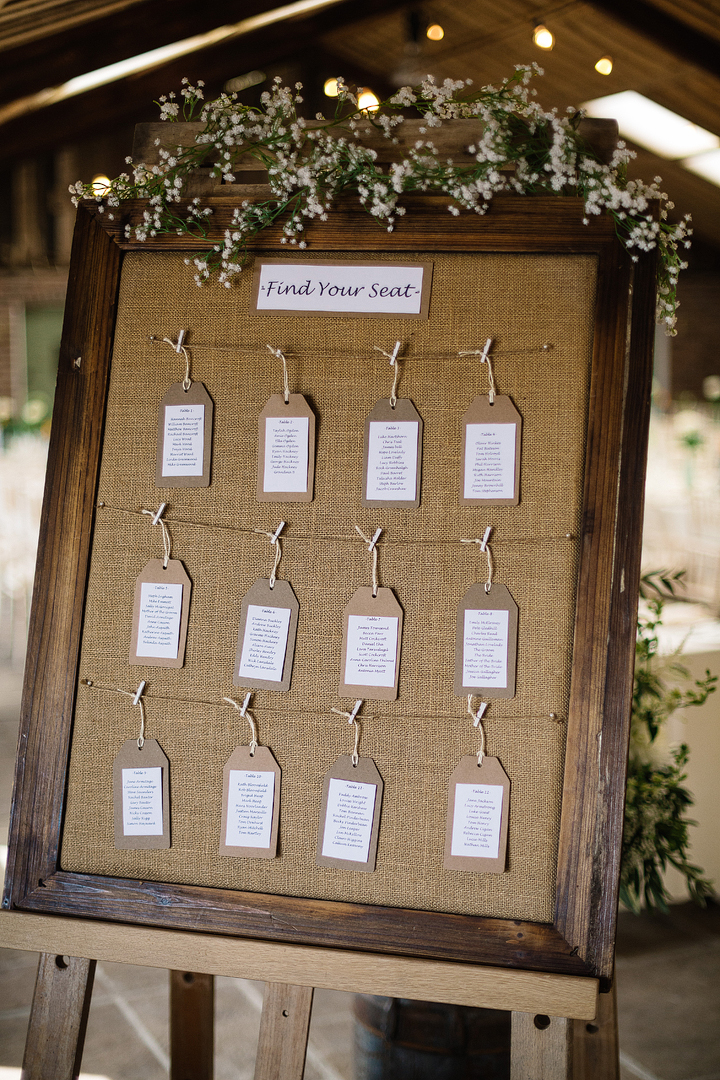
[71,65,690,334]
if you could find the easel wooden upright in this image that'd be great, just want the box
[2,116,654,1080]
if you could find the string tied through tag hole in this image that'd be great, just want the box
[254,521,285,588]
[224,693,259,755]
[331,699,363,766]
[150,330,192,391]
[460,526,493,592]
[458,338,496,404]
[467,695,488,764]
[267,345,290,404]
[142,505,172,568]
[374,341,402,408]
[355,525,382,597]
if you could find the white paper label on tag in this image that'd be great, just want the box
[122,766,164,835]
[366,421,419,501]
[464,423,516,500]
[451,782,504,859]
[263,415,309,492]
[225,769,275,848]
[463,608,509,688]
[161,403,205,477]
[238,604,291,683]
[321,777,377,862]
[136,581,184,659]
[345,615,398,688]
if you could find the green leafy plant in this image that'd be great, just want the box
[620,569,717,913]
[70,66,690,332]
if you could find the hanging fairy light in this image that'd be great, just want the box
[595,56,613,75]
[533,23,554,50]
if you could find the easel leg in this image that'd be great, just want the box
[170,970,215,1080]
[254,982,314,1080]
[572,983,618,1080]
[511,1011,573,1080]
[22,952,96,1080]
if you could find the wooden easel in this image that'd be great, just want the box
[1,910,618,1080]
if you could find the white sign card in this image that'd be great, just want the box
[340,586,404,701]
[220,744,282,858]
[113,738,170,849]
[363,398,423,509]
[257,394,316,502]
[454,582,518,698]
[234,578,299,692]
[460,395,522,506]
[444,755,510,874]
[316,755,384,872]
[252,260,433,319]
[130,559,192,669]
[156,380,214,488]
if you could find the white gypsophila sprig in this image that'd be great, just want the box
[71,65,688,332]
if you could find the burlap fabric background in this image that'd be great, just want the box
[61,249,597,923]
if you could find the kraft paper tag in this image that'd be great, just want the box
[454,582,518,698]
[316,754,384,872]
[220,744,281,858]
[460,394,522,506]
[130,558,192,668]
[156,381,213,488]
[113,738,170,849]
[444,755,510,873]
[257,393,316,502]
[234,578,299,692]
[339,586,403,701]
[363,398,423,508]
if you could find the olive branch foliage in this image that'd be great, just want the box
[71,65,689,332]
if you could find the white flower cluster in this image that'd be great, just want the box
[70,67,689,331]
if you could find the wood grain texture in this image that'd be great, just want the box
[22,951,96,1080]
[254,983,313,1080]
[170,970,214,1080]
[572,984,618,1079]
[0,912,599,1018]
[511,1012,573,1080]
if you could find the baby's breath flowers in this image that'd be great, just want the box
[71,67,690,332]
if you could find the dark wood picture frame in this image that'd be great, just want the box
[2,194,656,987]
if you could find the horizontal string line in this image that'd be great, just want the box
[95,502,575,546]
[147,339,555,362]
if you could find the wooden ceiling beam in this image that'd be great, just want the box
[589,0,720,79]
[0,0,409,164]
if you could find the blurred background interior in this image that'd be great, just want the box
[1,1,720,1077]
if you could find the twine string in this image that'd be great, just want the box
[331,699,363,766]
[355,525,381,597]
[460,526,494,593]
[267,345,290,404]
[374,341,402,408]
[224,694,259,755]
[150,331,192,391]
[142,505,172,568]
[459,338,496,404]
[467,695,488,764]
[254,521,285,588]
[81,679,148,748]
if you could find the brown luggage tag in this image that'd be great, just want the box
[459,338,522,506]
[153,331,213,488]
[130,507,191,668]
[317,703,383,872]
[339,528,403,701]
[257,347,315,502]
[220,695,281,858]
[444,699,509,873]
[233,524,299,692]
[455,528,518,698]
[363,343,422,508]
[113,683,170,849]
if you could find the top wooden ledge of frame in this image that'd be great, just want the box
[131,116,619,197]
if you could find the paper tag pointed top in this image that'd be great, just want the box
[460,394,522,506]
[156,381,214,488]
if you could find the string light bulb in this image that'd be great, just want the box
[91,174,111,196]
[533,24,554,50]
[357,88,380,112]
[595,55,613,75]
[426,23,444,40]
[324,78,339,97]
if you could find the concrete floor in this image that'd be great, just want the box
[1,664,719,1080]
